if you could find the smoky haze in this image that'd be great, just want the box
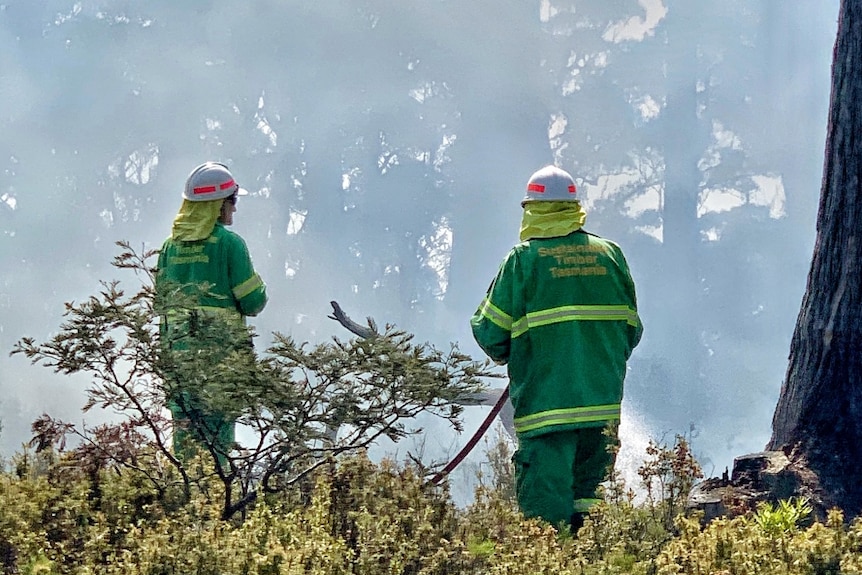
[0,1,839,499]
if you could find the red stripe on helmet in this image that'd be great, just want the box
[219,179,236,190]
[527,183,545,192]
[568,185,576,193]
[193,185,217,194]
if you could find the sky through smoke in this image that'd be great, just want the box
[0,1,840,502]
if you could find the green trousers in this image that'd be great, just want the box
[160,313,250,469]
[168,398,235,468]
[513,427,617,528]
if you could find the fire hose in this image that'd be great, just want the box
[326,301,511,487]
[430,385,510,485]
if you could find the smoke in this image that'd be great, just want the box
[0,2,840,490]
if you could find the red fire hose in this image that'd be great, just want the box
[430,385,510,485]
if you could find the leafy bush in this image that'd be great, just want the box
[12,242,495,521]
[7,243,862,574]
[3,439,862,574]
[754,497,813,537]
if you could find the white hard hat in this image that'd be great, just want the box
[521,165,578,206]
[183,162,248,202]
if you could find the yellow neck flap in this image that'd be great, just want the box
[171,199,223,241]
[519,201,587,241]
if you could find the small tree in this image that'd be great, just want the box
[13,241,494,520]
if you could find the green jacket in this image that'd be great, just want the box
[471,230,641,439]
[157,222,267,330]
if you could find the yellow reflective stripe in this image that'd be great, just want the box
[511,304,639,339]
[197,306,243,321]
[162,306,244,338]
[232,273,263,300]
[479,297,512,331]
[514,404,621,433]
[166,306,243,322]
[529,305,639,327]
[512,317,528,338]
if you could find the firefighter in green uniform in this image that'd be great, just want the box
[471,165,642,531]
[157,161,267,465]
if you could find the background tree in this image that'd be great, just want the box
[768,0,862,517]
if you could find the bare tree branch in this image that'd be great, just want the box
[326,301,514,436]
[327,301,378,339]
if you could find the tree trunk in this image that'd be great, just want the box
[768,0,862,517]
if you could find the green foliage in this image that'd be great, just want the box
[8,243,862,573]
[566,436,690,574]
[2,441,862,575]
[11,242,496,521]
[754,497,813,537]
[654,509,862,575]
[473,425,517,504]
[637,434,704,533]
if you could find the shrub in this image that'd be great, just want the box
[12,242,496,521]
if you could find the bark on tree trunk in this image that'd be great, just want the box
[768,0,862,517]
